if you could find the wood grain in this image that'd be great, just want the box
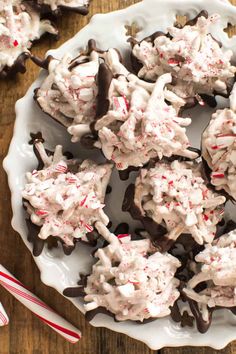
[0,0,236,353]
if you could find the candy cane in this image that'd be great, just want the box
[0,265,81,343]
[0,302,9,327]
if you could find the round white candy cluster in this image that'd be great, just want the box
[134,160,226,245]
[0,0,57,72]
[84,222,181,321]
[184,229,236,308]
[132,14,236,99]
[202,83,236,200]
[36,50,100,142]
[95,72,197,170]
[22,142,112,246]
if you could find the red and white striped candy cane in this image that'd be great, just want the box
[0,302,9,327]
[0,265,81,343]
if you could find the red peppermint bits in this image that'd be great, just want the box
[66,177,77,184]
[13,39,19,47]
[211,173,225,179]
[80,195,87,207]
[122,95,130,111]
[35,210,48,216]
[55,163,67,173]
[85,224,93,232]
[116,162,123,169]
[203,214,209,221]
[117,234,130,239]
[168,58,179,65]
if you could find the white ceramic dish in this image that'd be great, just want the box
[4,0,236,349]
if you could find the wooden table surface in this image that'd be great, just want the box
[1,1,236,353]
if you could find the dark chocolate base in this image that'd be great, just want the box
[35,2,89,16]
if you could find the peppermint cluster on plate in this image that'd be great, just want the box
[0,0,90,78]
[22,11,236,332]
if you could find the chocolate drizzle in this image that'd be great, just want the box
[0,52,30,79]
[122,183,175,251]
[185,10,208,27]
[129,31,165,78]
[30,55,54,70]
[170,302,194,328]
[35,2,89,16]
[95,63,113,120]
[188,298,213,333]
[118,166,140,181]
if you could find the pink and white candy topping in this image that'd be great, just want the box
[202,83,236,200]
[134,160,226,245]
[37,0,89,12]
[84,222,181,321]
[95,71,197,170]
[22,142,112,246]
[184,229,236,308]
[36,50,100,142]
[0,0,57,72]
[132,14,236,99]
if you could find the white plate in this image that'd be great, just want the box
[4,0,236,349]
